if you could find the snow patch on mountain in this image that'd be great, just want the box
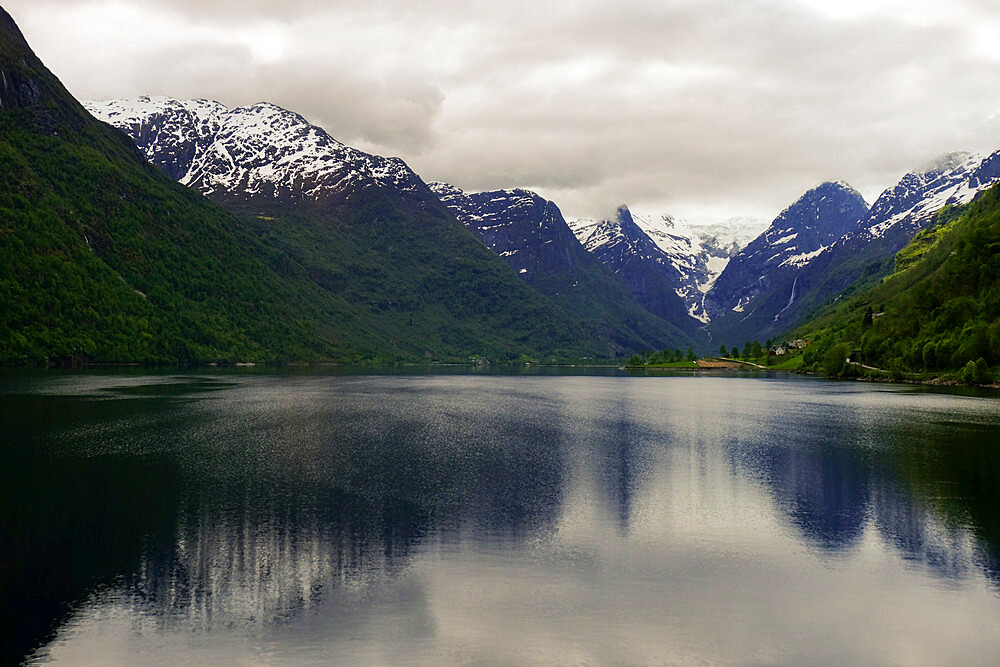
[862,151,985,240]
[85,96,425,204]
[568,211,765,322]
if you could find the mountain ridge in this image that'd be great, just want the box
[1,9,664,365]
[703,151,1000,344]
[566,205,703,333]
[86,95,693,358]
[429,181,698,350]
[705,181,870,323]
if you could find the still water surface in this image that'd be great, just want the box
[2,371,1000,664]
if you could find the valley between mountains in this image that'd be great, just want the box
[3,5,999,381]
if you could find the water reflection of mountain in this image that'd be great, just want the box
[122,430,566,634]
[3,383,570,663]
[589,414,663,536]
[739,419,1000,585]
[753,444,871,551]
[0,450,182,666]
[7,376,1000,665]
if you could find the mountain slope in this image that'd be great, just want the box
[792,183,1000,379]
[0,8,360,364]
[428,183,697,351]
[86,96,663,360]
[0,9,625,364]
[704,182,869,343]
[567,206,703,336]
[705,154,1000,345]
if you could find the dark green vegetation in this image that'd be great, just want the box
[0,9,679,365]
[0,10,296,364]
[625,346,697,367]
[791,185,1000,383]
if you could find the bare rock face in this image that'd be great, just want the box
[429,183,588,285]
[430,183,703,347]
[567,205,699,329]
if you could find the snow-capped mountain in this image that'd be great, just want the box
[428,182,589,285]
[568,210,765,323]
[859,151,985,242]
[85,96,427,204]
[567,206,699,329]
[86,96,703,357]
[628,213,766,322]
[705,149,1000,343]
[681,217,768,255]
[705,181,869,321]
[430,183,703,346]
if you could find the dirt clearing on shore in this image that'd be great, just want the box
[696,358,768,370]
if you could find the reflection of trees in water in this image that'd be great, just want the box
[123,412,568,629]
[0,452,181,666]
[129,490,424,630]
[885,421,1000,584]
[739,419,1000,585]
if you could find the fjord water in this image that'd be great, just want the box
[3,372,1000,664]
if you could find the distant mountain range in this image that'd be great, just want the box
[558,150,1000,349]
[568,210,764,323]
[83,90,1000,358]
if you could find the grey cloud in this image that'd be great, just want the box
[6,0,1000,221]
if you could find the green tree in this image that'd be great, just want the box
[823,343,853,377]
[686,346,696,361]
[958,358,990,385]
[862,306,873,329]
[922,341,938,370]
[720,344,728,357]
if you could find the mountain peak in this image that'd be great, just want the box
[0,7,28,50]
[427,180,463,197]
[783,180,868,216]
[704,180,869,321]
[914,151,980,177]
[87,96,424,203]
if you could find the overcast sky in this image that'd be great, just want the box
[7,0,1000,223]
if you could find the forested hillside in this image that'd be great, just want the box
[0,8,652,365]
